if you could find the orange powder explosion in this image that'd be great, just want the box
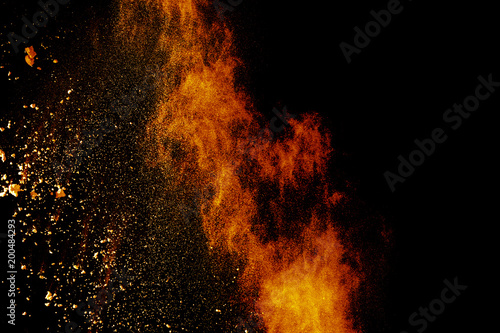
[114,0,365,332]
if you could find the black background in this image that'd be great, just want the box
[1,0,498,332]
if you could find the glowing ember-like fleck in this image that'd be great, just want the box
[45,291,54,301]
[25,46,37,67]
[55,188,65,198]
[9,184,21,197]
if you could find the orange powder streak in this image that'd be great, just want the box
[116,1,362,332]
